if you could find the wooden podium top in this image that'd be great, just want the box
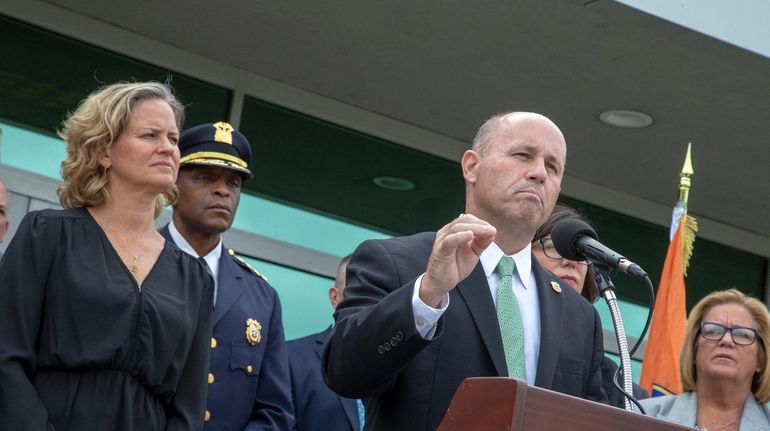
[437,377,693,431]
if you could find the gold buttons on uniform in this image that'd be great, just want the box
[208,373,215,384]
[246,364,253,374]
[204,410,211,421]
[211,338,217,349]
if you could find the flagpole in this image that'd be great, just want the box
[679,143,693,208]
[639,144,696,396]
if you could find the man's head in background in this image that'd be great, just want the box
[329,254,352,309]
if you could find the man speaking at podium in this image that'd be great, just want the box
[323,112,606,430]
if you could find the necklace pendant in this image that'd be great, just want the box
[128,255,140,273]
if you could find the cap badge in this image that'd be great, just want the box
[213,121,234,145]
[245,318,262,345]
[550,281,562,293]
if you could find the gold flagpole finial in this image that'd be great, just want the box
[678,143,693,206]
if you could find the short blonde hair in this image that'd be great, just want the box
[680,288,770,403]
[58,81,184,216]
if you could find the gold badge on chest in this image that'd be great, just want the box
[245,318,262,345]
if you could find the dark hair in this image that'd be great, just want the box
[532,204,599,302]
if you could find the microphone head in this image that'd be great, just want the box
[550,219,598,261]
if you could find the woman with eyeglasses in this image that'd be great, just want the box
[640,288,770,430]
[531,204,648,408]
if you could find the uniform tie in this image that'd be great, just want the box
[495,256,526,379]
[199,257,217,306]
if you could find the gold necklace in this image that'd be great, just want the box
[91,211,152,276]
[127,254,140,273]
[102,228,144,274]
[113,238,142,274]
[696,416,740,431]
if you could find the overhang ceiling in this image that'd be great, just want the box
[14,1,770,246]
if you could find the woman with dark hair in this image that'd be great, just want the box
[0,82,214,430]
[531,203,647,408]
[641,289,770,430]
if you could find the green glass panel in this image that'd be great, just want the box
[234,193,389,257]
[1,121,64,178]
[240,256,334,340]
[239,97,465,235]
[0,14,230,136]
[595,299,650,341]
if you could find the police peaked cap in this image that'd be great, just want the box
[178,121,253,179]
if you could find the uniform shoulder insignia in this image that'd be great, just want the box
[229,249,268,281]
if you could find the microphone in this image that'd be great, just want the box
[550,219,648,278]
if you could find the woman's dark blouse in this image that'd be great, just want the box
[0,208,214,430]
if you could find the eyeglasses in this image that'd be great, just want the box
[537,237,589,266]
[699,322,759,346]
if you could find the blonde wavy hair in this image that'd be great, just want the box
[680,288,770,403]
[58,81,185,216]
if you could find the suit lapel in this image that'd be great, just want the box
[456,264,507,376]
[313,327,332,360]
[213,246,245,325]
[533,259,564,388]
[340,397,359,431]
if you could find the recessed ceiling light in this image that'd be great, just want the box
[373,176,415,191]
[598,110,653,128]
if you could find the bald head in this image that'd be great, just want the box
[0,180,8,243]
[472,112,565,156]
[462,112,567,253]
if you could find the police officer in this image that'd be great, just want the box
[161,121,293,430]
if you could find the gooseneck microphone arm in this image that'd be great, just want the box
[594,263,640,412]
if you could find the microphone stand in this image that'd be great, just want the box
[594,262,637,411]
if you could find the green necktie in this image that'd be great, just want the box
[495,256,526,379]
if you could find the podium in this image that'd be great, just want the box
[437,378,692,431]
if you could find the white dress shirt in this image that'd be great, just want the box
[411,242,540,385]
[167,220,223,305]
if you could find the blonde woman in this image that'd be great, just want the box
[641,289,770,430]
[0,82,214,430]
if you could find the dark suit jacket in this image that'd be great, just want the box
[288,327,359,431]
[322,232,606,431]
[161,226,294,431]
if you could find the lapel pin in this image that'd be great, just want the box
[550,281,562,293]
